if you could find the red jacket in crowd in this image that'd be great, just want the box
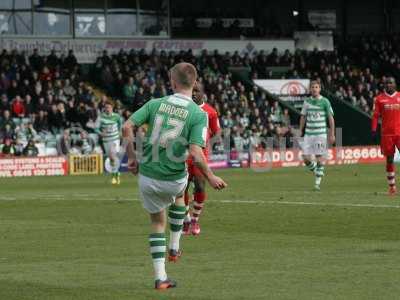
[11,98,26,117]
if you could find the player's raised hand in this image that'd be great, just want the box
[128,159,138,175]
[207,174,227,190]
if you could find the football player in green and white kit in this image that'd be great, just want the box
[299,81,335,190]
[97,101,123,185]
[123,63,227,290]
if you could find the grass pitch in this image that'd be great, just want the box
[1,164,400,300]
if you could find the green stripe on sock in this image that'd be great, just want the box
[169,205,186,212]
[306,162,316,171]
[149,233,166,260]
[170,224,182,232]
[151,252,165,259]
[169,212,186,219]
[150,240,166,247]
[149,233,165,239]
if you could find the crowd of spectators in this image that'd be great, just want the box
[94,49,294,153]
[0,48,105,157]
[2,35,398,157]
[250,35,400,114]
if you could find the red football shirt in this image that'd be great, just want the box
[199,102,221,156]
[372,91,400,136]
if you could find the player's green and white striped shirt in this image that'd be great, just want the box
[130,93,207,181]
[98,112,122,142]
[301,96,334,136]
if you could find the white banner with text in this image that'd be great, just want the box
[0,38,294,63]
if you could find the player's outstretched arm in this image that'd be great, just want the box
[189,144,227,190]
[122,120,138,175]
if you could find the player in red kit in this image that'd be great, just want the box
[371,77,400,195]
[183,82,221,235]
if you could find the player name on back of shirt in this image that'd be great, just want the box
[158,102,189,120]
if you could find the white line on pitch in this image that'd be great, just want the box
[1,196,400,209]
[216,199,400,209]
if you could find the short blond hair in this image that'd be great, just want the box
[170,62,197,89]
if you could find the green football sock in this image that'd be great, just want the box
[305,161,317,172]
[168,204,186,251]
[149,233,167,281]
[315,163,325,185]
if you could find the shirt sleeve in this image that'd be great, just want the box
[189,110,207,147]
[130,101,150,126]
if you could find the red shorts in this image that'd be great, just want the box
[381,135,400,156]
[187,155,208,181]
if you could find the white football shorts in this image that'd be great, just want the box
[103,140,120,157]
[301,135,328,156]
[138,174,188,213]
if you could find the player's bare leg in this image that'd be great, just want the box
[386,155,396,195]
[149,211,177,289]
[168,195,186,262]
[190,175,206,235]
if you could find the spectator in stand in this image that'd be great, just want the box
[23,139,39,157]
[40,66,54,82]
[0,94,9,112]
[281,108,291,127]
[80,85,96,104]
[0,123,15,141]
[24,95,34,117]
[1,110,14,129]
[98,95,108,111]
[48,104,61,134]
[270,101,282,123]
[100,50,112,66]
[63,79,76,98]
[36,97,47,113]
[33,110,49,133]
[47,49,59,69]
[29,48,44,71]
[11,95,26,118]
[86,101,100,130]
[65,50,78,70]
[20,79,32,97]
[74,102,90,129]
[101,66,114,95]
[57,129,72,155]
[0,72,10,94]
[16,122,37,145]
[122,76,137,106]
[1,138,17,156]
[71,131,95,155]
[8,80,19,100]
